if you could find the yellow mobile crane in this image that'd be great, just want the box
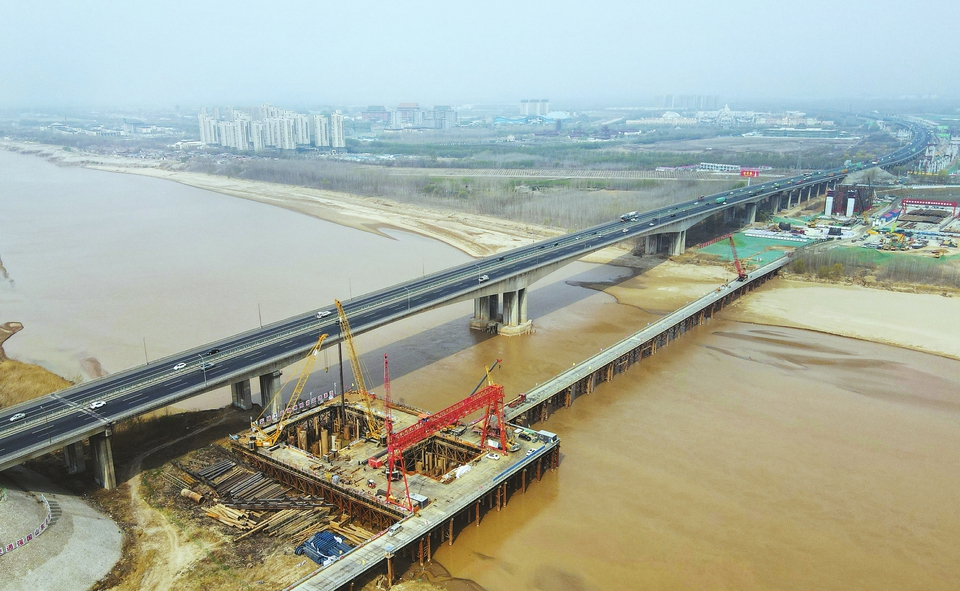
[250,332,327,447]
[334,300,382,440]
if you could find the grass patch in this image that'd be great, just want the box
[0,359,72,408]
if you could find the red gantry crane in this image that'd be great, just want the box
[375,367,508,511]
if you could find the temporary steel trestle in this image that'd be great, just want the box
[508,259,786,430]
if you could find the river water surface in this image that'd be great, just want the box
[419,319,960,590]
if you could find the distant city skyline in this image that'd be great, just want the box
[2,1,959,109]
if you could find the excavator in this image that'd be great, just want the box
[250,332,327,447]
[334,299,383,441]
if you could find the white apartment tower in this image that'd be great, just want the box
[330,110,345,148]
[313,115,330,147]
[198,114,219,145]
[294,114,311,145]
[250,122,266,151]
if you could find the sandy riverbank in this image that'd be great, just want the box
[722,279,960,359]
[0,140,640,262]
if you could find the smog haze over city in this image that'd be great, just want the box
[2,0,959,109]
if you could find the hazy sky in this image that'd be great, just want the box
[2,0,957,109]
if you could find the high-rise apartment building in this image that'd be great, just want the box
[313,115,330,147]
[218,120,249,150]
[199,104,343,150]
[432,106,458,129]
[294,114,311,146]
[250,121,266,151]
[330,111,345,148]
[396,103,422,127]
[198,114,219,145]
[520,99,550,116]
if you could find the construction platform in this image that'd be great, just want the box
[232,394,560,590]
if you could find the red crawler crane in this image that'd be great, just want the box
[728,236,749,281]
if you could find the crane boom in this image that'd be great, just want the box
[728,236,748,281]
[250,332,327,447]
[334,300,382,440]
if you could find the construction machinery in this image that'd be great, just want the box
[467,359,501,397]
[377,363,510,510]
[334,300,382,441]
[728,236,749,281]
[382,353,413,511]
[249,332,327,447]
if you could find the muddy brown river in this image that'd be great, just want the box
[416,319,960,590]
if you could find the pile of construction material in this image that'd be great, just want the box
[327,514,375,546]
[233,507,332,541]
[205,504,256,529]
[193,460,291,500]
[188,458,369,545]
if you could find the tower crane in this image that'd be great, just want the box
[250,332,327,447]
[728,236,749,281]
[334,300,382,441]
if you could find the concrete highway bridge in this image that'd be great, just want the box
[0,119,931,488]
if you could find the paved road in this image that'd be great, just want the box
[0,119,931,471]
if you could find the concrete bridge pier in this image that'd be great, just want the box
[669,230,686,256]
[231,379,253,411]
[644,234,659,255]
[90,430,116,490]
[498,288,532,336]
[63,441,86,474]
[470,294,500,330]
[260,371,283,416]
[745,203,758,224]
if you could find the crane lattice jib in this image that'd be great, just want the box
[334,300,381,439]
[728,236,746,279]
[280,333,327,423]
[387,384,505,463]
[251,332,326,446]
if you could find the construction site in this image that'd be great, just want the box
[135,244,791,591]
[153,300,561,590]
